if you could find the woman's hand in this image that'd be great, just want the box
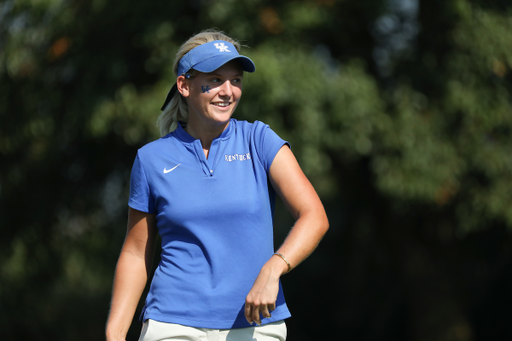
[244,256,288,325]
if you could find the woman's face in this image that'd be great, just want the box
[180,60,243,128]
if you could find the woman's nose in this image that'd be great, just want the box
[218,80,233,97]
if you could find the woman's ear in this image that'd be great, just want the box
[177,75,190,97]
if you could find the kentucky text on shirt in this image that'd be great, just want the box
[225,153,251,162]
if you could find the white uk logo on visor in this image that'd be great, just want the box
[214,43,230,52]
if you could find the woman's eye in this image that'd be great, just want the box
[211,78,221,83]
[232,78,242,84]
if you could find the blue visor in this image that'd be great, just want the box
[177,40,255,76]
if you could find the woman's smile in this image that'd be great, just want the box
[212,101,230,107]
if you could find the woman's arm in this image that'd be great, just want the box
[106,208,158,341]
[245,145,329,325]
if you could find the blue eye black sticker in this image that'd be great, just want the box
[201,85,211,93]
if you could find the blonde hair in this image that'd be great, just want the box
[157,29,242,136]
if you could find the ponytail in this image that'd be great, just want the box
[157,91,189,136]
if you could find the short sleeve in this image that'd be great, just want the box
[252,121,290,172]
[128,153,155,214]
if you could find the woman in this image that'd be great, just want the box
[106,29,329,341]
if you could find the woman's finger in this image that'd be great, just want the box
[252,305,262,325]
[244,302,253,324]
[261,304,272,318]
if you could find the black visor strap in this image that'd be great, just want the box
[160,83,179,111]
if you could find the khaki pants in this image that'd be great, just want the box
[139,319,287,341]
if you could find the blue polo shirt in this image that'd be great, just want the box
[129,119,291,329]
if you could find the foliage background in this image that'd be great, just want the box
[1,0,512,340]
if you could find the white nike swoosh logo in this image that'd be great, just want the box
[163,164,181,173]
